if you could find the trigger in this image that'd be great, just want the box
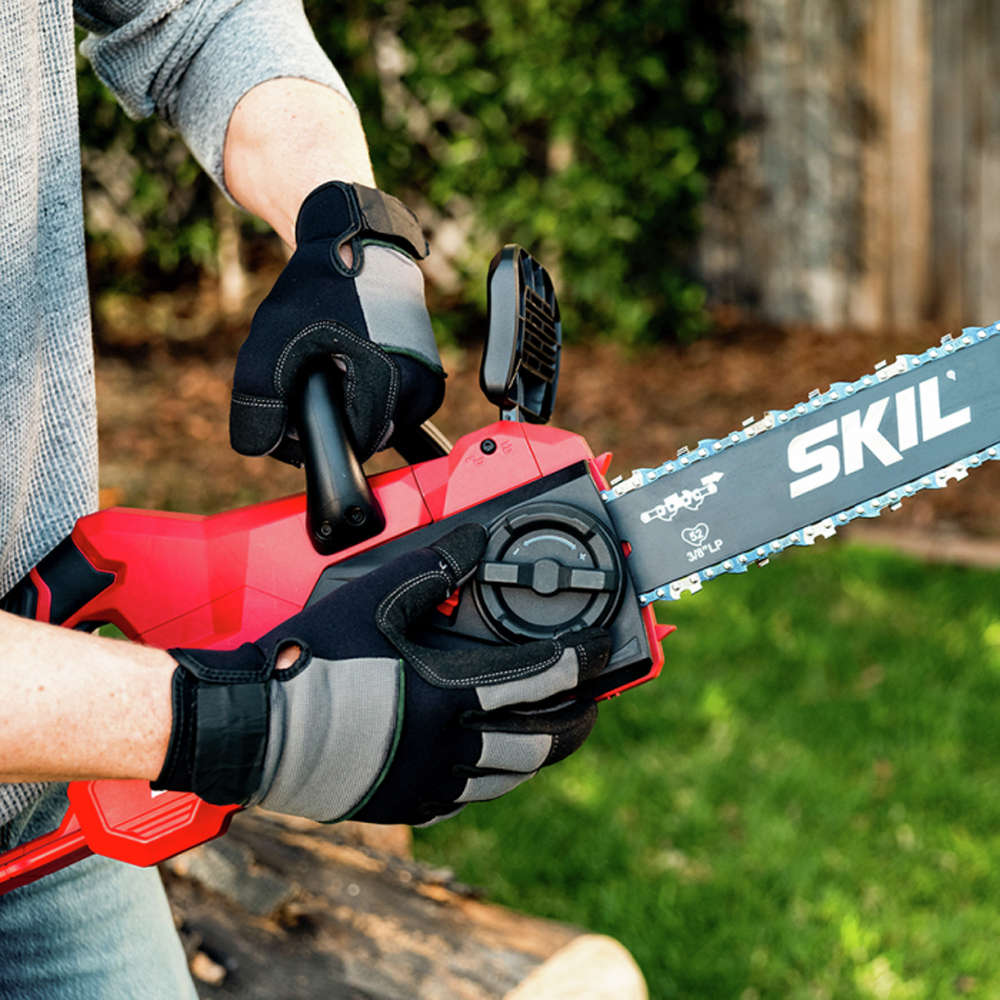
[436,589,461,618]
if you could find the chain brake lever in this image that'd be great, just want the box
[480,245,562,423]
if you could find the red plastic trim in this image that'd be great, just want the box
[0,807,90,895]
[28,568,51,624]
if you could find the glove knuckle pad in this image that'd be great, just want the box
[456,771,534,804]
[476,731,552,773]
[473,643,576,711]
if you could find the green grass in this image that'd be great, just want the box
[414,543,1000,999]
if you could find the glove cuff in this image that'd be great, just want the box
[296,181,429,272]
[152,646,271,806]
[152,664,198,794]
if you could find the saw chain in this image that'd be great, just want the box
[602,323,1000,604]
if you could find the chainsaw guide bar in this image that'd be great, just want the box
[603,323,1000,604]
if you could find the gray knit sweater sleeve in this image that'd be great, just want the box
[75,0,354,193]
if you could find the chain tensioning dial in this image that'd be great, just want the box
[473,501,626,641]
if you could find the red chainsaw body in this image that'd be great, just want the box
[0,420,667,894]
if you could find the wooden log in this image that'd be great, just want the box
[160,811,647,1000]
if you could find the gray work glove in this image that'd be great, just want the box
[154,524,608,825]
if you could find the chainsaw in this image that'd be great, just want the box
[2,246,998,896]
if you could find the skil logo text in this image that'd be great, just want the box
[787,373,971,499]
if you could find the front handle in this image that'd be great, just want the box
[296,367,386,555]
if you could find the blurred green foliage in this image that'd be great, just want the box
[77,45,222,296]
[78,1,742,342]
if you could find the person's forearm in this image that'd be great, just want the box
[223,78,377,248]
[0,611,174,783]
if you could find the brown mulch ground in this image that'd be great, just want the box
[95,321,1000,546]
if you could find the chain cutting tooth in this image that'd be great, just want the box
[604,470,648,500]
[935,460,969,487]
[667,576,703,600]
[802,518,837,544]
[876,356,908,381]
[744,413,776,438]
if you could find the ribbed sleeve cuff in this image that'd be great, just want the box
[170,0,354,196]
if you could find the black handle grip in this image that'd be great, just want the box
[0,535,114,626]
[296,367,386,555]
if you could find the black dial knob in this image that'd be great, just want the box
[474,501,625,641]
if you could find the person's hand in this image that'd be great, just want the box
[230,181,445,466]
[153,524,608,825]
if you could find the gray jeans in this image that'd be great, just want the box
[0,785,197,999]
